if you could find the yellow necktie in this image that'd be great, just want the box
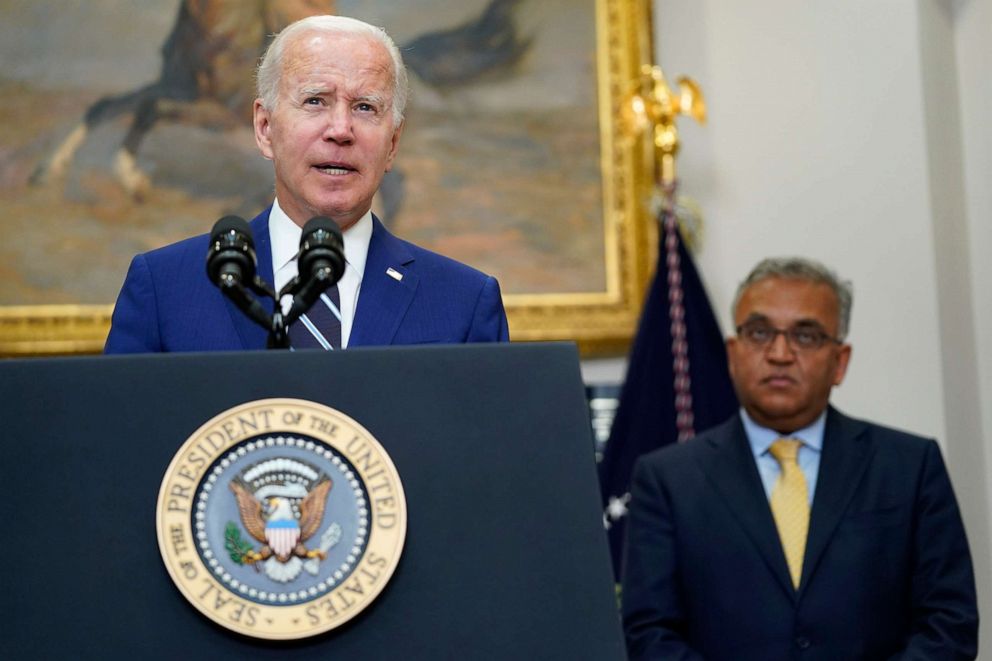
[769,439,810,589]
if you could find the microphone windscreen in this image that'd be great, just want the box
[298,216,345,285]
[301,216,342,243]
[210,215,253,246]
[206,215,256,286]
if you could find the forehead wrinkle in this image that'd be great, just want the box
[281,36,393,88]
[351,65,393,99]
[290,68,392,101]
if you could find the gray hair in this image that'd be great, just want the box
[256,15,409,126]
[732,257,853,340]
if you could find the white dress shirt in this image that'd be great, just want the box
[269,199,372,348]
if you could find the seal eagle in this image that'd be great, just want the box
[229,478,332,563]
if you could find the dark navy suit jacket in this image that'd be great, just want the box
[622,407,978,660]
[105,208,509,352]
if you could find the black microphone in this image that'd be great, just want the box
[298,216,345,286]
[206,215,271,331]
[282,217,345,325]
[206,215,256,287]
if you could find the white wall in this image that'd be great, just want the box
[640,0,991,648]
[954,0,992,603]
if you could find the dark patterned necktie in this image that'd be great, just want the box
[288,284,341,350]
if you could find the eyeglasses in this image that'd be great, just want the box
[736,321,842,351]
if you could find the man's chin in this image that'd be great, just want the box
[751,402,830,433]
[302,198,370,229]
[748,399,805,426]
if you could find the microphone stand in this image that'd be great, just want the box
[257,277,290,350]
[216,274,274,333]
[214,272,294,349]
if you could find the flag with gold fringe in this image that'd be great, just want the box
[598,202,738,577]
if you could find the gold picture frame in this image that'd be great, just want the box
[0,0,656,357]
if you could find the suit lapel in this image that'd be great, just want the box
[221,208,274,350]
[349,216,418,347]
[697,417,798,601]
[799,407,874,592]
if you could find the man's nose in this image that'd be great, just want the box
[322,106,354,143]
[766,330,796,362]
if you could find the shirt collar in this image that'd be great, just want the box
[269,199,373,276]
[741,407,827,458]
[270,200,301,276]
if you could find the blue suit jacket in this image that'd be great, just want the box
[105,209,509,352]
[622,407,978,660]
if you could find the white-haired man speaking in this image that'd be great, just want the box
[106,15,508,353]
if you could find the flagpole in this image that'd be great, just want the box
[601,64,738,578]
[625,65,707,442]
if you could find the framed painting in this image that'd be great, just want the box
[0,0,656,356]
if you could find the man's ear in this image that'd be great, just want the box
[726,336,739,381]
[832,344,852,386]
[253,99,274,160]
[384,120,404,172]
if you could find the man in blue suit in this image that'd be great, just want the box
[105,15,507,353]
[622,258,978,660]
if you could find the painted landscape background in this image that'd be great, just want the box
[0,0,604,304]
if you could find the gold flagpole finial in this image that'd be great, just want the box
[624,65,706,186]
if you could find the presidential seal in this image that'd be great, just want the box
[156,398,406,640]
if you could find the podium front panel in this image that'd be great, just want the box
[0,343,625,660]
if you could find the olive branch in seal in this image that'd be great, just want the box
[224,521,256,565]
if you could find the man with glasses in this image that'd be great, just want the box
[622,257,978,660]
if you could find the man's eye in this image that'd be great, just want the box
[792,329,819,347]
[748,326,773,342]
[356,102,377,113]
[304,97,322,105]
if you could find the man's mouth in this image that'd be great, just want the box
[314,162,355,175]
[762,374,797,387]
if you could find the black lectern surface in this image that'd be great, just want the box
[0,343,625,660]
